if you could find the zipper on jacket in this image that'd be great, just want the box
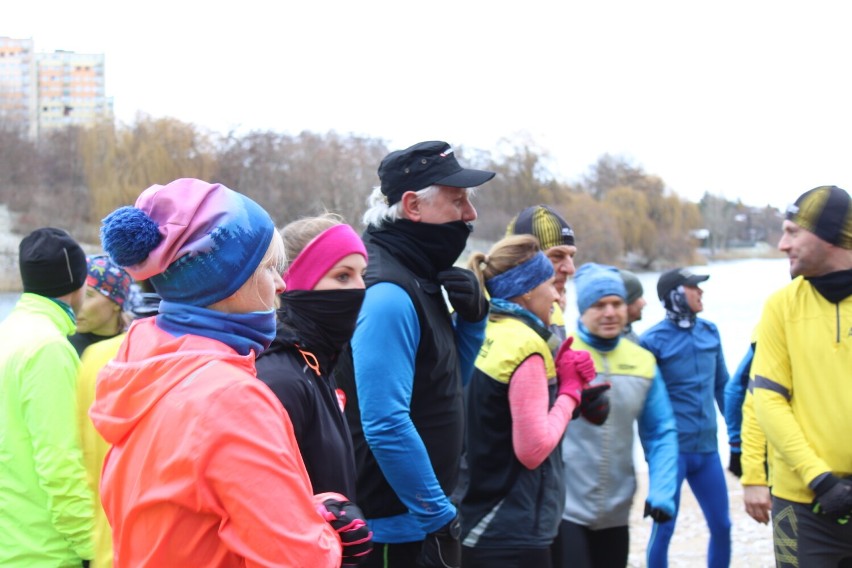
[836,303,841,344]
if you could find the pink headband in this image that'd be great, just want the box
[283,224,368,291]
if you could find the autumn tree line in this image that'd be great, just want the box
[0,116,784,270]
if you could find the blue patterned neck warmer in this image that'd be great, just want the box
[156,300,276,356]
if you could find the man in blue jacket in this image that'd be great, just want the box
[334,141,495,568]
[641,268,731,568]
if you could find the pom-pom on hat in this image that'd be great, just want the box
[506,205,575,249]
[100,178,275,307]
[86,255,132,308]
[574,263,626,315]
[283,224,367,291]
[785,185,852,249]
[19,227,87,298]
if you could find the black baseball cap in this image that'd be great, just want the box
[656,267,709,300]
[378,141,496,205]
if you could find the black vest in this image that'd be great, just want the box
[334,232,464,519]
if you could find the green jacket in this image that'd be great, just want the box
[0,293,94,566]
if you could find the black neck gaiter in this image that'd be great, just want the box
[278,289,366,373]
[806,268,852,303]
[366,219,473,277]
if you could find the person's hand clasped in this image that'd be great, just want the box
[555,337,596,405]
[438,268,489,323]
[315,494,373,566]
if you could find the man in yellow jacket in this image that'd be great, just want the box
[752,185,852,567]
[0,228,94,567]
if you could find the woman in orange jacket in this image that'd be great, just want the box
[91,178,371,567]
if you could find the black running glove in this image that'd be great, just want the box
[316,496,373,566]
[728,448,742,478]
[644,501,673,524]
[575,383,611,425]
[438,268,489,323]
[811,474,852,520]
[417,514,461,568]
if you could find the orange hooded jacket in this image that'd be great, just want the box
[89,318,342,567]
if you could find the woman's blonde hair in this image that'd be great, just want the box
[467,234,542,295]
[280,212,346,269]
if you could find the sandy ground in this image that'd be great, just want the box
[627,470,775,567]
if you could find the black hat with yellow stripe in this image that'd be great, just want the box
[786,185,852,249]
[506,204,575,250]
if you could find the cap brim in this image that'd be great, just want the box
[435,168,496,189]
[684,274,710,286]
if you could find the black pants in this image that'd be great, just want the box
[360,541,421,568]
[462,545,552,568]
[772,496,852,568]
[550,519,629,568]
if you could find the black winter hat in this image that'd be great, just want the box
[19,227,87,298]
[378,141,495,205]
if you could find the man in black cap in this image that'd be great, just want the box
[0,227,93,566]
[640,266,732,567]
[751,185,852,566]
[335,141,495,568]
[505,204,577,341]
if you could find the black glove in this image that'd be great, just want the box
[437,268,488,323]
[82,562,90,568]
[317,497,373,566]
[811,474,852,520]
[576,383,611,425]
[728,448,742,478]
[644,501,673,524]
[417,514,461,568]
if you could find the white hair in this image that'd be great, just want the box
[361,185,442,228]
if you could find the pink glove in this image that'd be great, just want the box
[555,337,596,405]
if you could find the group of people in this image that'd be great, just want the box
[0,138,849,568]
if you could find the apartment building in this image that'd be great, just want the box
[0,37,37,139]
[0,36,112,139]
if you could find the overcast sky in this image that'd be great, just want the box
[8,0,852,209]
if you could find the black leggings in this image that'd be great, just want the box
[462,545,552,568]
[550,519,629,568]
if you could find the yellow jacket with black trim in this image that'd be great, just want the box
[475,315,556,383]
[752,277,852,503]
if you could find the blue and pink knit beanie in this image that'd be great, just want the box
[99,178,275,307]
